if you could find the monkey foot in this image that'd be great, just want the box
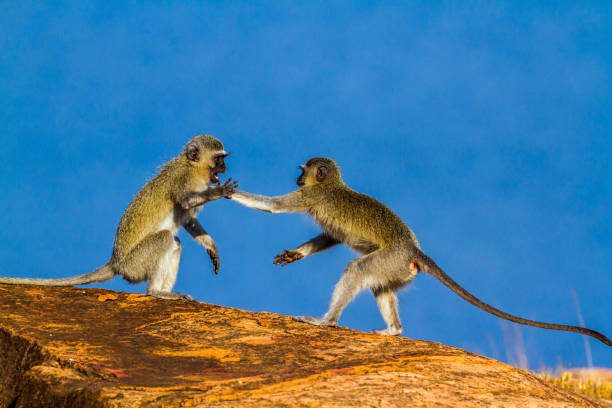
[371,327,403,336]
[177,293,196,301]
[148,291,195,301]
[293,315,336,326]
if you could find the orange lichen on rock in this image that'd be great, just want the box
[0,284,605,408]
[97,293,118,302]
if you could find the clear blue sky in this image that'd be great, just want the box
[1,2,610,370]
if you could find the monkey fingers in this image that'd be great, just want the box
[220,178,239,197]
[222,177,238,189]
[206,248,220,274]
[273,250,304,266]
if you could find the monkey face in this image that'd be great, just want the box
[184,135,229,183]
[296,165,306,187]
[210,152,228,183]
[298,158,338,187]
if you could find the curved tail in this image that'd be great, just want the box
[0,264,114,286]
[414,249,612,347]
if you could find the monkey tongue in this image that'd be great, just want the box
[210,172,220,183]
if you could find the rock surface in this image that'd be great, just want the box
[0,284,604,407]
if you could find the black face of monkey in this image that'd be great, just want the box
[296,165,306,187]
[210,153,228,183]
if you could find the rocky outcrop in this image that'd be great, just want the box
[0,284,604,407]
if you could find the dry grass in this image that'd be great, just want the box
[540,369,612,403]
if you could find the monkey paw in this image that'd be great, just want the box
[293,315,336,326]
[206,248,220,274]
[219,178,239,198]
[179,293,196,301]
[149,291,195,301]
[273,250,304,266]
[371,327,403,336]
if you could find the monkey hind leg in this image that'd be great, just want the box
[371,259,418,335]
[147,235,194,301]
[372,289,402,336]
[115,231,193,301]
[294,250,397,328]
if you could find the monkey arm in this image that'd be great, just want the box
[274,234,339,266]
[296,234,339,256]
[179,190,220,209]
[230,190,308,214]
[179,179,238,209]
[183,218,220,274]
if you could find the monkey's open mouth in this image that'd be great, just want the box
[210,170,220,184]
[210,155,227,184]
[210,164,226,184]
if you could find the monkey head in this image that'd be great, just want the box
[297,157,342,187]
[184,134,229,183]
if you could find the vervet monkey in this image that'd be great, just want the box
[0,135,237,300]
[230,157,611,346]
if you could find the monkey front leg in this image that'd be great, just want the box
[179,178,238,209]
[183,218,221,274]
[274,234,339,266]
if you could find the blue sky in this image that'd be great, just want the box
[1,1,610,370]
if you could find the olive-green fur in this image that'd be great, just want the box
[112,135,223,261]
[0,134,228,300]
[301,158,419,251]
[296,158,612,345]
[229,156,612,345]
[191,134,224,153]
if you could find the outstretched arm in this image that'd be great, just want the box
[274,234,340,266]
[230,190,309,214]
[183,217,220,274]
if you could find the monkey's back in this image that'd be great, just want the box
[308,184,419,252]
[112,161,187,260]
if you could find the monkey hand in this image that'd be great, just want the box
[217,177,239,198]
[198,235,220,274]
[207,245,220,274]
[273,250,305,266]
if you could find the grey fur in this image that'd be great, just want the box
[0,135,237,301]
[231,157,612,346]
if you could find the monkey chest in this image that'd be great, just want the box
[156,208,195,235]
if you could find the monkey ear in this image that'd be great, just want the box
[186,144,200,162]
[316,166,328,182]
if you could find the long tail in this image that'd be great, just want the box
[414,248,612,347]
[0,264,114,286]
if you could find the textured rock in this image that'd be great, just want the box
[0,284,604,407]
